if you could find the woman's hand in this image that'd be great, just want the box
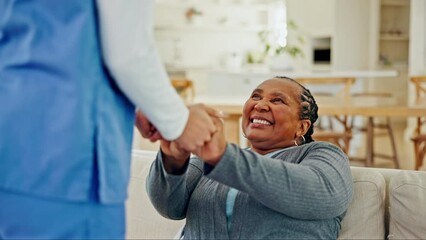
[160,139,191,174]
[193,117,227,166]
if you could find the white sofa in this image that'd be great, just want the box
[126,150,426,239]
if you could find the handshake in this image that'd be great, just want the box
[135,104,227,173]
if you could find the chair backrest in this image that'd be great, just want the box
[410,76,426,135]
[171,79,195,104]
[295,77,355,100]
[411,76,426,102]
[296,77,355,153]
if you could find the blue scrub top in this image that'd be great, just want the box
[0,0,135,203]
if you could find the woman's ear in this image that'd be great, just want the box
[297,119,311,136]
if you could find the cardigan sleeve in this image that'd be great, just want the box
[146,152,203,220]
[205,142,353,220]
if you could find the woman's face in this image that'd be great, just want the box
[242,78,309,154]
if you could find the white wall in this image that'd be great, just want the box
[155,30,259,68]
[154,1,274,69]
[409,0,426,76]
[333,0,372,70]
[286,0,335,70]
[286,0,335,37]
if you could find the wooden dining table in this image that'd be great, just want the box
[207,96,426,169]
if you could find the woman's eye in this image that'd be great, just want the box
[272,98,284,104]
[251,94,261,100]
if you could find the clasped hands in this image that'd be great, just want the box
[135,104,227,174]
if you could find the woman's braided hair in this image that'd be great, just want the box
[275,76,319,143]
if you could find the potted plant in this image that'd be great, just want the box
[185,7,203,25]
[247,20,305,70]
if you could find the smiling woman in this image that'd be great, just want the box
[144,76,354,239]
[241,77,314,154]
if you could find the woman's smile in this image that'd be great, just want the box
[250,117,273,128]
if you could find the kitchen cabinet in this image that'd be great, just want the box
[378,0,410,68]
[334,0,411,108]
[199,69,397,102]
[372,0,411,107]
[203,71,264,99]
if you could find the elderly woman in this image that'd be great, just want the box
[145,76,353,239]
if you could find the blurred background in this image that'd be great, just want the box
[133,0,426,170]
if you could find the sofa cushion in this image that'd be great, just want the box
[339,167,386,239]
[126,150,184,239]
[388,170,426,239]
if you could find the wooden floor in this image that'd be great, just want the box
[132,120,423,171]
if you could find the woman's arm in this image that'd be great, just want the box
[204,142,353,220]
[146,151,204,220]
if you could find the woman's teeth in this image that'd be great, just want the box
[252,119,271,125]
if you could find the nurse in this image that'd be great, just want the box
[0,0,218,238]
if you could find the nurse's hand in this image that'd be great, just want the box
[134,110,162,142]
[175,104,222,152]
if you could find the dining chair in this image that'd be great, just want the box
[171,78,195,104]
[349,92,399,168]
[295,77,355,154]
[410,76,426,170]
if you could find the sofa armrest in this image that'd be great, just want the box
[388,170,426,239]
[126,150,184,239]
[339,167,386,239]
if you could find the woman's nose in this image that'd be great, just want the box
[254,100,269,112]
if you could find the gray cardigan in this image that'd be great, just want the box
[146,141,353,239]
